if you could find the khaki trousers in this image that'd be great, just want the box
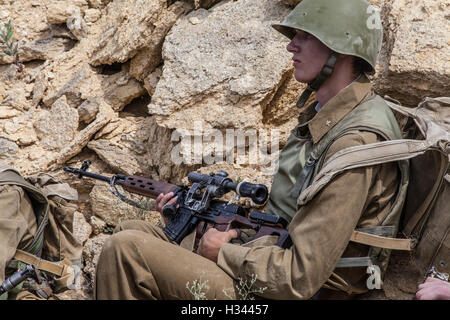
[94,220,238,300]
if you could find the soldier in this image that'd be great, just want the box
[0,162,44,300]
[0,162,81,300]
[95,0,407,300]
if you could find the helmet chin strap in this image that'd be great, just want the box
[296,52,340,109]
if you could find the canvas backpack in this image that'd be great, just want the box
[0,164,82,298]
[298,96,450,278]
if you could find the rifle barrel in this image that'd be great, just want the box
[63,166,124,185]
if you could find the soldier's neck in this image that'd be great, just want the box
[315,64,357,107]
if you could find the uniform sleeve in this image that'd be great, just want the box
[217,131,382,299]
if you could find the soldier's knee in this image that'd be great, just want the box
[103,229,138,254]
[113,219,142,233]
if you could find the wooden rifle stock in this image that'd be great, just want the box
[122,175,178,198]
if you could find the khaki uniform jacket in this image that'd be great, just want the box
[217,75,400,299]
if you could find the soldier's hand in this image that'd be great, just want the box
[416,277,450,300]
[156,192,178,224]
[197,228,239,263]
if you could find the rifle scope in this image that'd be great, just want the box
[187,172,268,205]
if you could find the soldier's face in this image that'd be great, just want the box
[286,30,333,83]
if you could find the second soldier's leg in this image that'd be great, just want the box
[94,226,238,300]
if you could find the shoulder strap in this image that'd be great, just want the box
[297,139,428,206]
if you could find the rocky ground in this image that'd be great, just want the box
[0,0,448,300]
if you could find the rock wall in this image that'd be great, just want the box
[0,0,448,300]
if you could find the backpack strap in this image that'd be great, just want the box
[13,250,75,290]
[298,139,431,206]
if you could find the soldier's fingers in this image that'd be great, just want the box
[162,192,175,201]
[226,229,240,241]
[156,193,173,212]
[425,277,444,284]
[165,196,178,207]
[158,192,174,207]
[416,286,440,300]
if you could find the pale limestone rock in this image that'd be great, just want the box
[73,211,92,245]
[34,95,79,151]
[374,0,450,106]
[0,82,6,103]
[0,1,51,63]
[87,139,143,176]
[83,8,102,23]
[129,1,193,81]
[88,0,167,66]
[1,88,30,111]
[89,0,192,82]
[11,145,57,175]
[0,106,21,119]
[145,116,198,182]
[87,0,112,9]
[54,102,115,165]
[93,117,134,140]
[191,0,219,9]
[41,53,144,112]
[42,59,103,109]
[145,0,294,181]
[2,123,37,146]
[0,1,76,65]
[31,71,48,108]
[46,0,88,24]
[102,66,146,111]
[87,117,157,177]
[143,67,162,96]
[90,215,106,235]
[16,37,73,64]
[67,5,88,40]
[0,137,19,161]
[77,97,101,123]
[148,0,292,132]
[82,233,110,282]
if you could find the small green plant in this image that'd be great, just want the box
[223,274,267,300]
[186,272,209,300]
[186,273,267,300]
[0,20,23,72]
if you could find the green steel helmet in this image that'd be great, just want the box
[273,0,383,74]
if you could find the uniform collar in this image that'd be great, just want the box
[308,74,372,143]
